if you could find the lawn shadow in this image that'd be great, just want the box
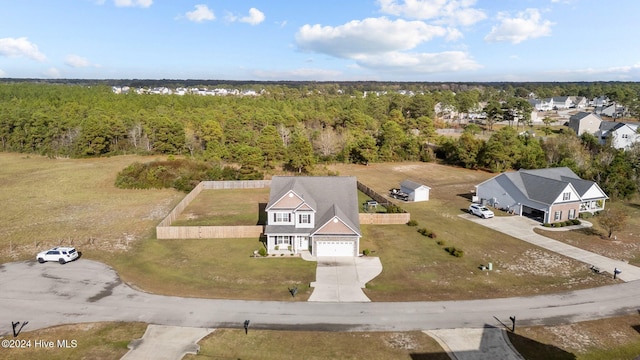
[257,203,267,225]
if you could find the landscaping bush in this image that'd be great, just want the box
[428,232,437,239]
[406,219,418,227]
[386,204,405,213]
[445,246,464,257]
[362,249,370,256]
[417,228,432,237]
[436,240,446,246]
[543,223,552,227]
[258,247,267,257]
[571,219,581,225]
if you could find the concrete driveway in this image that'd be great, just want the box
[308,256,382,302]
[463,214,640,282]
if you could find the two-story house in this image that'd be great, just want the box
[264,176,361,257]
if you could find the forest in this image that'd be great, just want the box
[1,81,639,198]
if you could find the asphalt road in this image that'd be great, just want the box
[1,260,639,336]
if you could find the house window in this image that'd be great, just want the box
[622,134,629,139]
[273,212,291,223]
[562,192,571,201]
[275,236,291,245]
[568,209,576,219]
[299,213,311,224]
[554,211,562,221]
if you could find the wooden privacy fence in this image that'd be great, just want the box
[156,180,270,239]
[359,213,410,225]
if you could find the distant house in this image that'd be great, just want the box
[552,96,573,109]
[528,98,554,111]
[598,122,640,150]
[264,176,361,257]
[400,180,430,202]
[568,112,602,136]
[475,167,608,224]
[570,96,588,108]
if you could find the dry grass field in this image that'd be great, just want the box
[0,153,183,263]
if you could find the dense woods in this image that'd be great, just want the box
[1,81,639,197]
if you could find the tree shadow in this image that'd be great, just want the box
[457,192,475,201]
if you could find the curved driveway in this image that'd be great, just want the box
[1,260,639,335]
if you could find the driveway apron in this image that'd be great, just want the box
[308,256,382,302]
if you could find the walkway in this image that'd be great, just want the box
[463,214,640,282]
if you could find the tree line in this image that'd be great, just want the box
[1,82,639,198]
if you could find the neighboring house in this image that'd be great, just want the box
[568,112,602,135]
[598,122,640,149]
[400,180,430,202]
[552,96,573,109]
[570,96,588,108]
[528,98,554,111]
[264,176,361,257]
[475,167,608,224]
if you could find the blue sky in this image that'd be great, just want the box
[1,0,639,81]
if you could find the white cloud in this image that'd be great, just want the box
[186,4,215,23]
[354,51,481,73]
[240,8,265,26]
[0,69,5,77]
[228,8,266,25]
[44,67,61,78]
[252,68,343,81]
[378,0,486,26]
[296,17,447,58]
[0,37,46,61]
[485,8,554,44]
[65,55,93,68]
[114,0,152,8]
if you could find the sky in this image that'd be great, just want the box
[1,0,639,82]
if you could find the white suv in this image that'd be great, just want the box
[36,247,79,264]
[469,204,494,219]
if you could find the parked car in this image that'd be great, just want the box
[36,246,79,264]
[468,204,494,219]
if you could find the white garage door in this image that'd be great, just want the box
[315,241,355,257]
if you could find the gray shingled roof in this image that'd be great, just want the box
[266,176,361,236]
[496,167,594,205]
[400,179,430,191]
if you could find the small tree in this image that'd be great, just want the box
[597,207,628,239]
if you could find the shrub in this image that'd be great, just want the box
[362,249,371,256]
[571,219,581,225]
[436,240,446,246]
[543,223,552,227]
[428,232,437,239]
[386,204,405,213]
[258,247,267,257]
[417,228,432,237]
[407,219,418,227]
[564,220,573,226]
[445,246,464,257]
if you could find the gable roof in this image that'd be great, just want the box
[267,176,360,236]
[479,167,607,205]
[400,179,430,191]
